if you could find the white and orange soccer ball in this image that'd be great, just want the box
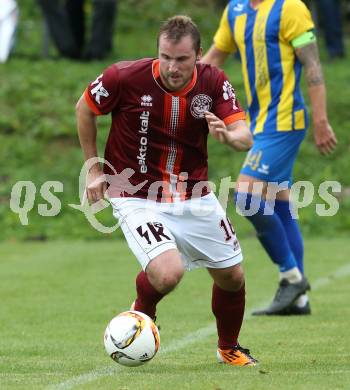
[104,310,160,367]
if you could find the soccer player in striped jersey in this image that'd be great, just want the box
[76,15,257,366]
[202,0,337,315]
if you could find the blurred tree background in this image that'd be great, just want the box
[0,0,349,241]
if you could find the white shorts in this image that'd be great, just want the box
[110,192,243,271]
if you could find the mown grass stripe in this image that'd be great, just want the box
[47,263,350,390]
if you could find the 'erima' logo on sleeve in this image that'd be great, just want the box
[91,74,109,104]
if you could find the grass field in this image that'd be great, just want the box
[1,237,349,390]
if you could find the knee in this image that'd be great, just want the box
[146,250,184,294]
[215,265,245,292]
[234,191,265,217]
[148,267,184,294]
[164,271,184,292]
[155,270,184,294]
[227,270,245,291]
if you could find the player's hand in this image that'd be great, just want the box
[86,167,107,204]
[204,111,230,144]
[313,120,337,155]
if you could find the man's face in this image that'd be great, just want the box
[158,34,202,92]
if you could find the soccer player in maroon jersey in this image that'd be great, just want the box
[76,15,257,366]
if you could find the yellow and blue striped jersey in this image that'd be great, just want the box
[214,0,314,134]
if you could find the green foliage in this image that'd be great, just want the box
[0,1,349,240]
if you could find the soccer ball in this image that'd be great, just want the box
[104,310,160,367]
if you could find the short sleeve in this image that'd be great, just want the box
[85,64,121,115]
[213,6,237,54]
[212,69,245,125]
[281,0,315,42]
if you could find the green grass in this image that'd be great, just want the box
[1,237,349,389]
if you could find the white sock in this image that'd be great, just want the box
[279,267,302,283]
[294,294,308,307]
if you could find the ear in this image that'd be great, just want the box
[196,47,203,61]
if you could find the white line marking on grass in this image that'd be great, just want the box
[47,263,350,390]
[46,367,120,390]
[47,324,217,390]
[312,263,350,289]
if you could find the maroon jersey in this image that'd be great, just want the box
[85,58,245,201]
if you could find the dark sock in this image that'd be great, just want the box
[274,199,304,273]
[212,283,245,349]
[234,192,297,272]
[134,271,165,319]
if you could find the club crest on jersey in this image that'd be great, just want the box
[91,74,109,104]
[222,80,238,109]
[141,95,153,107]
[190,94,213,119]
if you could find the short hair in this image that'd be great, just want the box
[157,15,201,54]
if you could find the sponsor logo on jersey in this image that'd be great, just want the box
[138,111,150,173]
[91,74,109,104]
[141,95,153,107]
[233,3,244,12]
[257,163,270,175]
[222,80,238,109]
[190,94,213,119]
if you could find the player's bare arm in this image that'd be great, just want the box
[76,95,107,203]
[201,45,229,68]
[204,111,252,151]
[295,42,337,155]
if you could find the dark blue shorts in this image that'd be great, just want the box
[240,130,306,187]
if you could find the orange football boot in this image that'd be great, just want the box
[217,345,258,367]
